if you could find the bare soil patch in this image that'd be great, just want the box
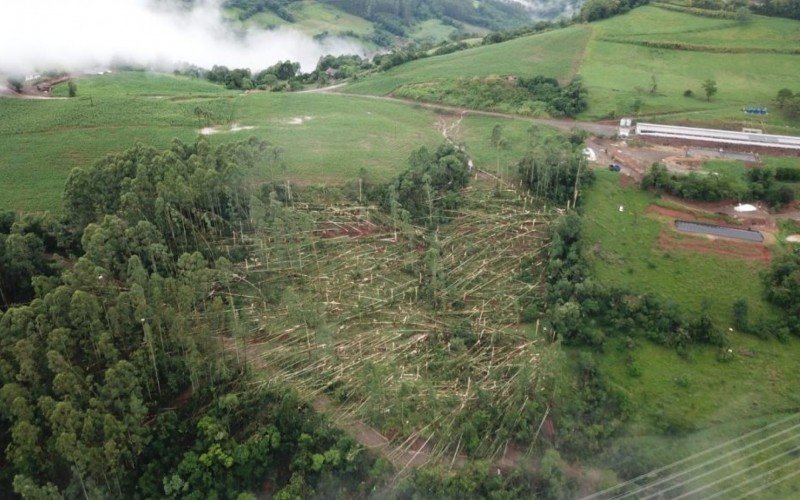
[646,204,730,226]
[658,231,771,262]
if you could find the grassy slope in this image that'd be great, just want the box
[346,25,593,95]
[229,0,375,36]
[49,71,230,97]
[562,6,800,132]
[346,6,800,133]
[229,92,444,186]
[230,1,483,44]
[0,73,235,212]
[595,6,800,50]
[408,19,459,43]
[582,171,800,490]
[286,1,375,37]
[582,170,775,322]
[0,72,537,212]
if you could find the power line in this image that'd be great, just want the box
[730,466,800,500]
[631,425,800,499]
[584,412,800,500]
[606,414,800,499]
[671,446,800,499]
[703,455,800,500]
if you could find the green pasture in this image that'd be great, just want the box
[408,19,458,43]
[596,5,800,51]
[580,39,800,128]
[582,170,800,494]
[286,1,376,37]
[345,5,800,133]
[346,25,592,95]
[582,170,776,324]
[575,6,800,129]
[229,0,375,37]
[49,71,231,97]
[1,72,551,212]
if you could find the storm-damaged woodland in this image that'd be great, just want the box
[0,130,621,497]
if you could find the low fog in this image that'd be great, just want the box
[0,0,366,76]
[502,0,582,19]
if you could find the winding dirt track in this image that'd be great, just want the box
[303,83,618,137]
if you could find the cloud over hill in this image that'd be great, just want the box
[0,0,365,75]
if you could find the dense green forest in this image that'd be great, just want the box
[0,138,392,497]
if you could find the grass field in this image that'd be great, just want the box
[582,170,776,322]
[408,19,458,43]
[346,25,593,95]
[558,6,800,131]
[595,5,800,51]
[49,71,232,97]
[580,170,800,489]
[346,5,800,133]
[580,170,800,494]
[0,72,544,212]
[229,0,375,38]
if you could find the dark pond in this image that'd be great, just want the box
[675,220,763,242]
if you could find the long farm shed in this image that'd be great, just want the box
[635,123,800,151]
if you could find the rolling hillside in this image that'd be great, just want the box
[348,5,800,132]
[0,71,540,212]
[346,24,593,94]
[3,5,800,497]
[222,0,541,45]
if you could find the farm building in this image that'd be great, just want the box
[635,123,800,151]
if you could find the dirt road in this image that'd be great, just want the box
[307,85,619,137]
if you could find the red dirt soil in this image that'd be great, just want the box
[646,205,730,226]
[619,174,636,188]
[658,231,771,262]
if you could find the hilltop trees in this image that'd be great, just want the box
[517,76,589,117]
[0,139,262,495]
[0,213,62,310]
[641,163,795,208]
[63,137,270,251]
[207,65,254,89]
[581,0,651,21]
[6,77,23,93]
[753,0,800,21]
